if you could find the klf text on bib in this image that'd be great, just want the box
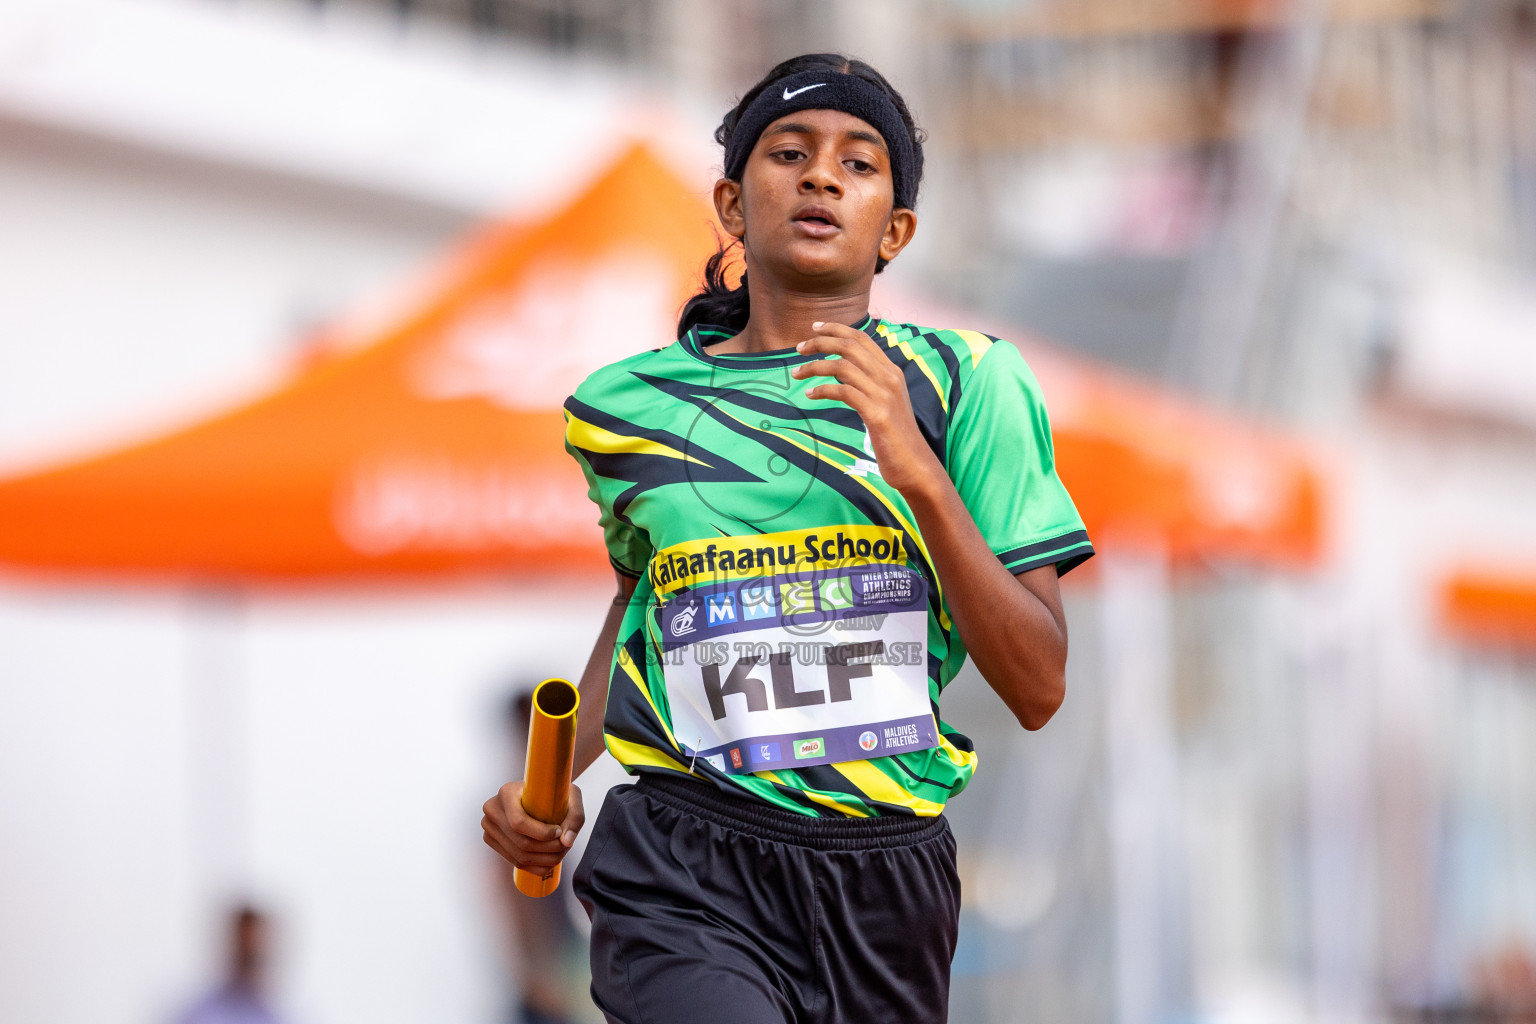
[649,526,938,775]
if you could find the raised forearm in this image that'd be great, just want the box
[787,322,1068,729]
[901,467,1067,730]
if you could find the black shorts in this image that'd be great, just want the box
[571,773,961,1024]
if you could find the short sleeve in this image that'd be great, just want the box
[945,340,1094,576]
[563,414,653,579]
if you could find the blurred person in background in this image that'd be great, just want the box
[1471,942,1536,1023]
[174,905,290,1024]
[485,51,1092,1023]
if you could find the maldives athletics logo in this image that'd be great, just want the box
[669,603,698,637]
[858,731,879,752]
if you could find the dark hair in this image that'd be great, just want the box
[676,54,926,337]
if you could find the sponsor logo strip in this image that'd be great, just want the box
[682,715,938,775]
[658,565,927,651]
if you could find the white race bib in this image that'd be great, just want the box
[655,564,938,773]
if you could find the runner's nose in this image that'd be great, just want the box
[800,156,842,198]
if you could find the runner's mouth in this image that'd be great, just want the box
[793,206,841,235]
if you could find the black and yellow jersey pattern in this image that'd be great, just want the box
[563,316,1093,817]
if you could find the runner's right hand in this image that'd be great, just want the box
[481,780,585,877]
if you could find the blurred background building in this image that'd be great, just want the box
[1,1,1533,1023]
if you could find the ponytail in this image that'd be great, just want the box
[677,240,750,336]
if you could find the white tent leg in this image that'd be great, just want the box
[1103,546,1187,1024]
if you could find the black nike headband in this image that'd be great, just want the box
[722,69,920,211]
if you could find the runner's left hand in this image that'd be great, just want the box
[791,321,941,494]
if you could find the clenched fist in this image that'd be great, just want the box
[481,780,586,878]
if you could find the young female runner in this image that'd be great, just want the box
[483,53,1093,1023]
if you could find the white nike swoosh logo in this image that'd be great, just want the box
[783,83,827,100]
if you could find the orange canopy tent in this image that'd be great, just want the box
[1441,570,1536,651]
[0,143,1323,582]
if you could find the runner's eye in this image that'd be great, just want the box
[847,159,873,174]
[773,149,806,163]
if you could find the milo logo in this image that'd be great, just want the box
[793,737,825,760]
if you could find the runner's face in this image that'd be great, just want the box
[726,108,914,287]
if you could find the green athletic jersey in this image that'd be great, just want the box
[563,315,1092,817]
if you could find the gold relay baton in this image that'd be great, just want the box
[513,678,580,898]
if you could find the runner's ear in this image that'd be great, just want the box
[713,178,747,239]
[878,207,917,265]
